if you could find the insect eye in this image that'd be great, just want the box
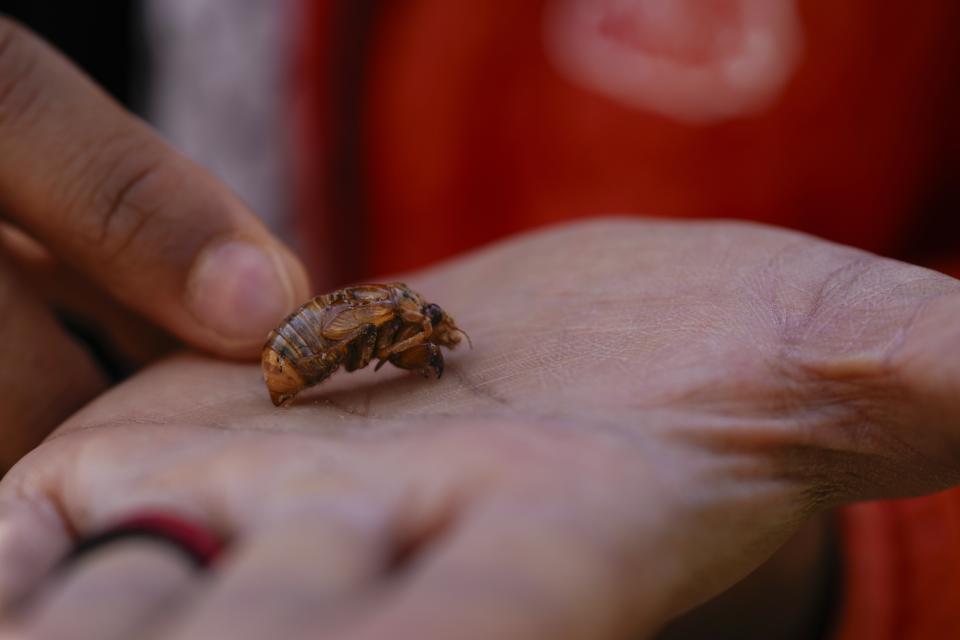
[423,303,443,324]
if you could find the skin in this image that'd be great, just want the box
[0,18,309,470]
[2,218,960,639]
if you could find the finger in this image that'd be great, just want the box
[0,498,70,612]
[9,540,199,640]
[334,505,646,640]
[0,18,309,356]
[0,253,107,470]
[1,226,176,375]
[170,509,390,640]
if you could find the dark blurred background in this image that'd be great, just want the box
[0,1,144,109]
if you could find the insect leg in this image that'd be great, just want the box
[380,316,433,359]
[387,343,444,379]
[343,324,378,372]
[296,323,377,385]
[373,316,402,372]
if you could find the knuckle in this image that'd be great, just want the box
[87,150,169,264]
[0,17,43,127]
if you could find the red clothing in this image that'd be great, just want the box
[838,496,960,639]
[293,2,960,636]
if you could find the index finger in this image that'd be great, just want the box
[0,17,309,356]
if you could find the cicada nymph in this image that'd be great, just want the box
[261,283,471,406]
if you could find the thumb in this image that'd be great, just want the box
[888,291,960,475]
[0,18,309,357]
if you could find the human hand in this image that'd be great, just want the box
[0,18,309,468]
[2,218,959,639]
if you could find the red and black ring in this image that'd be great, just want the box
[60,511,225,570]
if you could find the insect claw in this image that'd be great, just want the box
[459,329,473,349]
[430,348,444,379]
[374,358,388,372]
[271,391,294,407]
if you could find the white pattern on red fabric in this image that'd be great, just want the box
[543,0,804,124]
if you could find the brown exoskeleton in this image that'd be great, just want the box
[261,283,471,406]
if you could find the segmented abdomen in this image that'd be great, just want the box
[265,298,337,383]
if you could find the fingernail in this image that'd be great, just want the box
[186,239,294,345]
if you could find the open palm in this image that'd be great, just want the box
[2,218,959,640]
